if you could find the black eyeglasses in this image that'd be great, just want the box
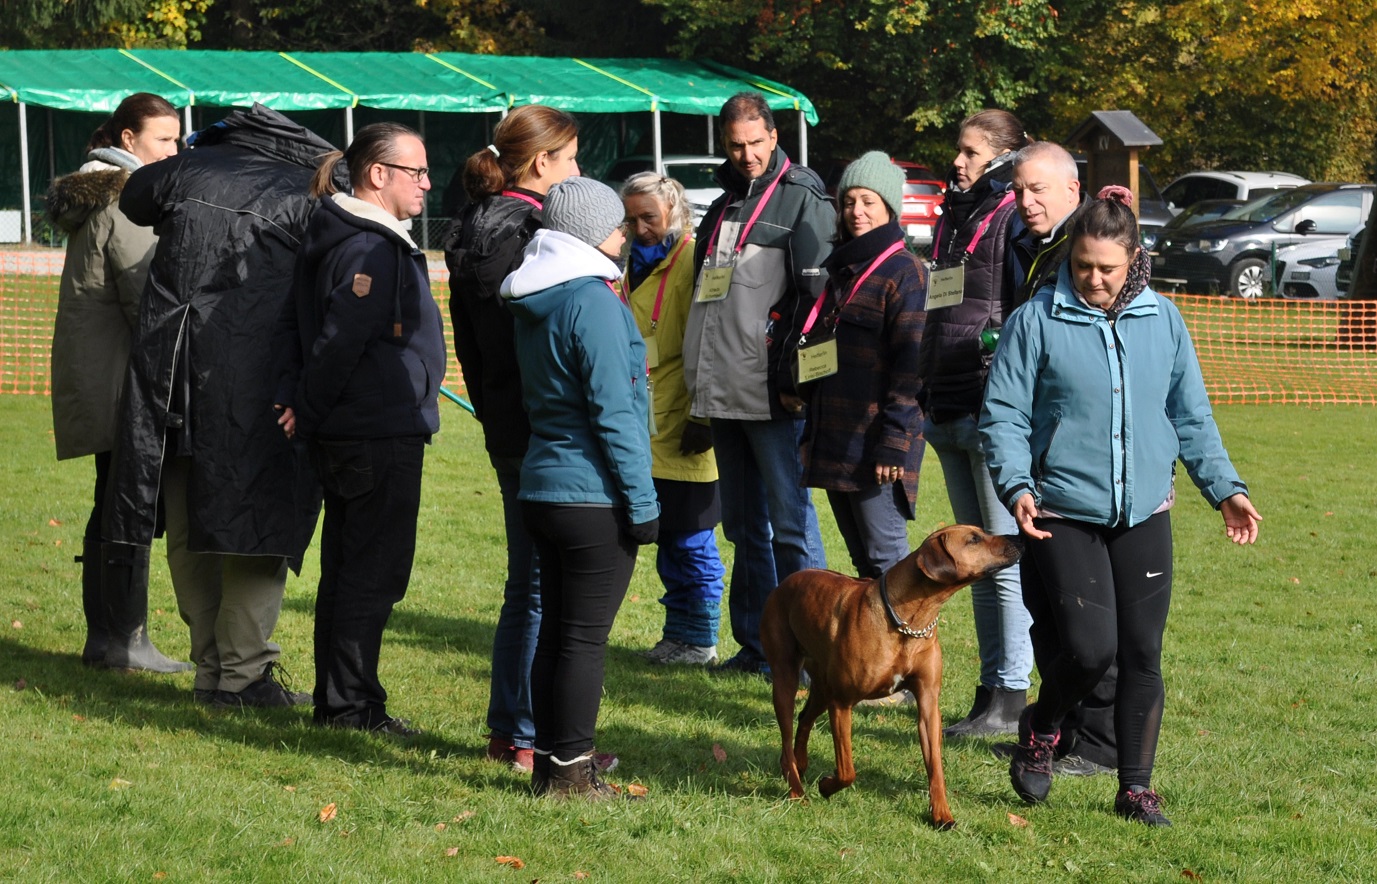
[378,162,430,182]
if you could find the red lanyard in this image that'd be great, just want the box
[705,158,792,255]
[501,189,543,210]
[934,190,1016,263]
[800,240,907,338]
[622,235,692,327]
[604,279,626,305]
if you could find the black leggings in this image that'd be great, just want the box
[522,502,637,762]
[1024,512,1173,788]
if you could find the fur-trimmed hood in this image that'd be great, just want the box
[45,166,130,233]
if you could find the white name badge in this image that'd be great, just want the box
[795,338,839,384]
[644,335,661,369]
[695,265,733,302]
[926,264,965,310]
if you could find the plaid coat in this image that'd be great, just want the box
[800,222,927,511]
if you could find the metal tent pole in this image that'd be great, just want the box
[19,102,31,243]
[183,105,192,141]
[345,106,354,145]
[418,110,429,249]
[707,115,714,154]
[798,110,808,168]
[652,107,663,173]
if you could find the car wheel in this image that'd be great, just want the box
[1230,258,1267,299]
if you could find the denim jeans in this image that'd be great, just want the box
[712,416,826,662]
[825,483,911,578]
[656,527,725,648]
[923,415,1032,691]
[487,455,541,749]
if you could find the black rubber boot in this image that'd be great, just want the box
[943,684,992,738]
[78,539,109,667]
[100,541,193,673]
[945,687,1026,738]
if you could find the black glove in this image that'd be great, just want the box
[626,517,660,546]
[679,421,714,455]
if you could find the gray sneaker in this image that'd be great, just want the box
[657,641,717,666]
[642,638,677,663]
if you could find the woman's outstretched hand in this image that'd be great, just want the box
[1220,493,1261,545]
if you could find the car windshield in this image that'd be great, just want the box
[904,182,942,197]
[662,162,720,190]
[1233,189,1318,223]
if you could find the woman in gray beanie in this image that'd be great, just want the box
[799,151,927,579]
[500,176,659,800]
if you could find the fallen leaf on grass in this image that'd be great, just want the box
[574,873,590,880]
[11,620,21,630]
[712,743,727,763]
[1181,871,1202,881]
[628,595,640,603]
[495,855,525,869]
[453,811,475,823]
[283,785,296,792]
[278,838,295,847]
[435,823,447,831]
[1290,577,1301,585]
[319,803,338,823]
[445,847,459,857]
[153,873,167,880]
[1197,729,1213,736]
[625,783,649,797]
[109,778,133,790]
[1007,812,1029,828]
[13,679,25,691]
[73,714,86,722]
[839,848,854,858]
[48,518,61,527]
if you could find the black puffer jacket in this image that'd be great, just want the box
[917,159,1020,420]
[442,189,541,458]
[106,105,334,568]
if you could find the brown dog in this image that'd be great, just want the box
[760,525,1022,827]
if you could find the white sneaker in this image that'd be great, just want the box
[656,641,718,666]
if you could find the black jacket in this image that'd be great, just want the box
[107,104,330,567]
[1008,199,1086,306]
[917,161,1020,419]
[282,194,446,440]
[442,189,541,458]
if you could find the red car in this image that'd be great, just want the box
[893,161,944,246]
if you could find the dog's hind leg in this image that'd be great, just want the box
[771,662,807,798]
[912,667,956,829]
[817,703,856,798]
[793,686,826,780]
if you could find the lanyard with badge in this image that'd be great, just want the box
[794,240,907,385]
[694,159,792,303]
[622,235,691,371]
[607,279,659,438]
[926,190,1016,311]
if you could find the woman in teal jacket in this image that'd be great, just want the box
[501,177,659,800]
[980,187,1261,827]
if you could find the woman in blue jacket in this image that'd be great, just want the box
[501,177,659,800]
[980,187,1261,827]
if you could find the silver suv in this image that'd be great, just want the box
[1161,171,1309,215]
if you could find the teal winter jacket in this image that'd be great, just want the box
[979,264,1247,528]
[501,229,659,526]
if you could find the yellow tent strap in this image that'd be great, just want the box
[278,52,358,106]
[425,55,501,97]
[739,76,799,111]
[118,48,195,104]
[572,58,659,112]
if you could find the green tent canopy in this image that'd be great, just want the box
[0,49,817,241]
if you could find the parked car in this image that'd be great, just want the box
[892,161,944,246]
[1272,233,1353,300]
[1155,198,1243,240]
[1153,183,1375,298]
[1161,171,1310,216]
[1336,224,1367,294]
[603,154,724,225]
[1071,153,1172,251]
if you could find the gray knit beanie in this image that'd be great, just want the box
[837,151,905,221]
[542,177,625,249]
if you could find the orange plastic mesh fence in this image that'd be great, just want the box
[0,252,466,398]
[2,251,1373,405]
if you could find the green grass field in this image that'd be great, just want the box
[0,394,1374,882]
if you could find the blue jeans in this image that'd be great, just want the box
[487,455,541,749]
[713,417,826,662]
[657,528,725,648]
[923,415,1032,691]
[826,483,911,579]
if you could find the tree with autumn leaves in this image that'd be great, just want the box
[2,0,1373,181]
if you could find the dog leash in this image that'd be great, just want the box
[877,573,940,640]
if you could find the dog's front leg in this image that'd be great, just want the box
[914,663,956,828]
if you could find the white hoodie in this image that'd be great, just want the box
[500,228,621,300]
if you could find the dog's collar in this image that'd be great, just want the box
[877,573,940,640]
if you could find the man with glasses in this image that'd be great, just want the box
[280,123,446,735]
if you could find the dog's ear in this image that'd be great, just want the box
[915,530,961,585]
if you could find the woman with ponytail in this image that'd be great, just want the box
[980,186,1262,826]
[440,105,593,772]
[46,92,189,673]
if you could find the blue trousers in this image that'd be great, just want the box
[656,528,725,648]
[487,455,541,749]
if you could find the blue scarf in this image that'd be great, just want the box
[628,238,671,291]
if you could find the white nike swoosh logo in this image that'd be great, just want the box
[1146,571,1164,578]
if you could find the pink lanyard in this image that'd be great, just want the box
[933,190,1016,263]
[704,158,792,255]
[621,236,692,327]
[800,240,907,339]
[501,189,543,210]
